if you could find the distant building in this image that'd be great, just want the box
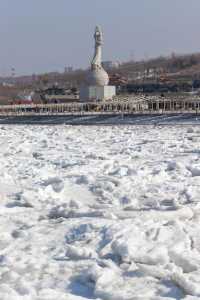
[64,67,73,73]
[102,61,120,70]
[109,73,128,86]
[38,86,79,104]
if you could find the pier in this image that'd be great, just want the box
[0,95,200,117]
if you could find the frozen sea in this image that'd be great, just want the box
[1,124,200,299]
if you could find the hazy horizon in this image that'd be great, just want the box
[0,0,200,76]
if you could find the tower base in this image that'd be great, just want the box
[80,86,116,102]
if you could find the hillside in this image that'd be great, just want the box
[35,52,200,86]
[113,53,200,82]
[1,52,200,104]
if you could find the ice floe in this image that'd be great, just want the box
[0,125,200,299]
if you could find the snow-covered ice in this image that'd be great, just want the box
[1,124,200,299]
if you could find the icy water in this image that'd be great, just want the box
[1,113,200,125]
[0,125,200,299]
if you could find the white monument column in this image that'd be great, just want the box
[80,26,116,102]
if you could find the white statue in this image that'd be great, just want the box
[91,26,103,70]
[87,26,109,86]
[81,26,116,100]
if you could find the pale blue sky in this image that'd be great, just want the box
[0,0,199,75]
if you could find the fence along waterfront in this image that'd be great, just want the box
[0,96,200,116]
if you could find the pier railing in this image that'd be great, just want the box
[1,97,200,116]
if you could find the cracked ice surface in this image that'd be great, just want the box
[1,125,200,299]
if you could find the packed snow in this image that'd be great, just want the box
[0,124,200,299]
